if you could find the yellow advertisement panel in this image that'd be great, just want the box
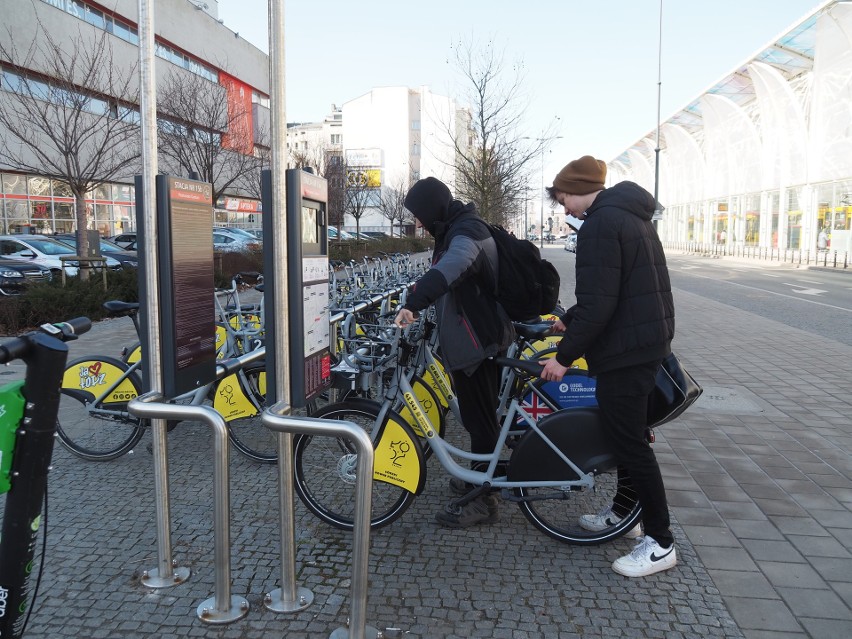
[213,373,259,421]
[61,360,139,404]
[373,418,425,494]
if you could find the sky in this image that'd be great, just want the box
[216,0,822,185]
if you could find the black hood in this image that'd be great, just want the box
[588,181,657,221]
[404,177,452,235]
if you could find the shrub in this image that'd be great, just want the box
[0,267,139,334]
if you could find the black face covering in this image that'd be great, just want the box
[403,177,452,236]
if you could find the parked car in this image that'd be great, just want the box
[213,228,262,252]
[214,226,261,241]
[108,232,137,249]
[328,226,357,241]
[0,234,120,277]
[53,234,138,269]
[362,231,390,240]
[564,234,577,252]
[0,258,52,295]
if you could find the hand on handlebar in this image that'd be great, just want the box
[551,318,567,332]
[539,357,569,382]
[394,307,419,328]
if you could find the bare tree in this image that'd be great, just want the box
[157,69,265,203]
[447,38,557,227]
[0,21,140,265]
[376,175,411,237]
[324,152,346,229]
[344,167,377,238]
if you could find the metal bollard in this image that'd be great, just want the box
[262,404,379,639]
[129,393,249,624]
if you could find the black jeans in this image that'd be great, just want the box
[595,360,674,548]
[450,358,502,456]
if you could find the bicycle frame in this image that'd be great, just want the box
[379,356,594,492]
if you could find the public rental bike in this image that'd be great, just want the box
[54,287,274,463]
[293,314,641,546]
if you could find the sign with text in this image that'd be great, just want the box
[157,176,216,397]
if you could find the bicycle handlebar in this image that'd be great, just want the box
[492,356,546,378]
[0,317,92,365]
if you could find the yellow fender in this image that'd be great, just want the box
[213,372,262,421]
[373,415,426,495]
[61,358,139,404]
[398,377,443,437]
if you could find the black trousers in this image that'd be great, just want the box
[595,360,674,548]
[450,358,502,456]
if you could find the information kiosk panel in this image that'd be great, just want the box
[155,176,217,397]
[262,169,332,408]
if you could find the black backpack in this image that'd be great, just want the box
[486,224,561,321]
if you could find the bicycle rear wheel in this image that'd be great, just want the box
[516,471,642,545]
[294,401,418,531]
[56,357,145,461]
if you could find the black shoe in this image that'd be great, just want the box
[435,494,499,528]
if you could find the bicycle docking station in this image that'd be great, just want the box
[260,168,381,638]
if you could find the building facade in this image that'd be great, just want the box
[340,86,469,231]
[610,0,852,258]
[0,0,269,236]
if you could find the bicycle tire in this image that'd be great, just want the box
[56,356,146,461]
[515,472,643,546]
[222,362,318,463]
[293,401,419,531]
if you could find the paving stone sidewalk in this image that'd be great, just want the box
[1,253,851,637]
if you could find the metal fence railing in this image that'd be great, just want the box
[665,242,850,270]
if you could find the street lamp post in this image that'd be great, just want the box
[522,133,563,248]
[540,147,545,249]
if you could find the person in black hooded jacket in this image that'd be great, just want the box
[394,177,514,528]
[539,156,677,578]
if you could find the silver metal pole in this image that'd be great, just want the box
[261,409,378,639]
[136,0,187,590]
[540,148,545,249]
[264,0,314,615]
[129,393,249,624]
[653,0,664,215]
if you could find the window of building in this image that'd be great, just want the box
[330,134,341,144]
[52,179,73,198]
[252,91,270,108]
[412,143,420,156]
[411,120,420,130]
[2,174,27,195]
[28,176,52,198]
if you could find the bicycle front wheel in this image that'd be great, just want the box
[515,471,642,545]
[294,401,418,531]
[56,357,145,461]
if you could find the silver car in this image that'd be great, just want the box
[0,234,120,276]
[564,234,577,252]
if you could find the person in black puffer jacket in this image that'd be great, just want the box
[539,156,677,578]
[394,177,514,529]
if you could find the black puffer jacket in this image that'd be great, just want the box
[403,202,514,374]
[555,181,674,374]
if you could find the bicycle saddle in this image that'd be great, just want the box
[511,321,554,341]
[102,300,139,316]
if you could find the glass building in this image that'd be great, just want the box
[610,0,852,258]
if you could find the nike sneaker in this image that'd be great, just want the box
[579,504,642,539]
[612,535,677,577]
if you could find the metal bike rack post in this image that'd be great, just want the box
[129,392,249,624]
[261,404,379,639]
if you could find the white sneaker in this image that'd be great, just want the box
[612,535,677,577]
[579,505,642,539]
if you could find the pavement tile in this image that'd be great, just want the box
[776,587,852,619]
[722,597,801,632]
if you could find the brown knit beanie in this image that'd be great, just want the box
[552,156,607,195]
